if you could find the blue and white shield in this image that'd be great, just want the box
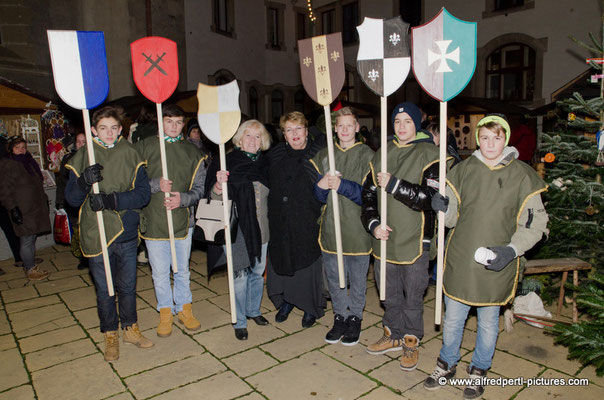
[411,8,476,102]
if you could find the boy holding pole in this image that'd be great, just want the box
[136,104,207,337]
[65,106,153,361]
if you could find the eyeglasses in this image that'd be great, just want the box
[284,126,305,134]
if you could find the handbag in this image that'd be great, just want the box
[53,208,72,245]
[194,197,238,245]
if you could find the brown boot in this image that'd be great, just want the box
[366,326,403,355]
[26,266,50,281]
[122,323,154,348]
[104,330,119,361]
[157,308,173,337]
[400,334,420,371]
[177,303,201,331]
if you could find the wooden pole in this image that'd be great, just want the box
[435,100,447,325]
[379,96,387,301]
[219,143,237,324]
[156,103,178,273]
[323,105,345,288]
[82,109,114,297]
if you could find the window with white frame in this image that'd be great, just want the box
[486,43,535,101]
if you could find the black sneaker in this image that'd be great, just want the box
[341,315,362,346]
[325,314,347,344]
[463,365,487,399]
[424,357,456,391]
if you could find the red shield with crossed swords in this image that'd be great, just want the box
[131,36,179,103]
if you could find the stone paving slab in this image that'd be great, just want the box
[34,276,87,296]
[125,353,225,399]
[577,365,604,387]
[514,368,604,400]
[368,359,430,396]
[18,324,87,353]
[0,333,16,351]
[260,324,330,362]
[0,310,11,335]
[1,285,39,303]
[74,307,100,329]
[24,338,98,371]
[5,295,60,314]
[111,327,203,377]
[59,286,96,311]
[248,351,376,399]
[194,323,285,358]
[321,340,391,374]
[359,386,409,399]
[0,385,36,400]
[10,303,75,337]
[153,371,252,400]
[0,348,30,392]
[31,353,125,400]
[222,348,279,378]
[191,299,232,330]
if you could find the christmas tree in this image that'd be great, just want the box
[536,7,604,375]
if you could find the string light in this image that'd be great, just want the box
[307,0,316,22]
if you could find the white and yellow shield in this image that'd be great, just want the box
[197,81,241,145]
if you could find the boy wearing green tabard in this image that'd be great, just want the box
[65,106,153,362]
[309,107,374,346]
[135,104,207,338]
[423,114,548,399]
[361,102,451,371]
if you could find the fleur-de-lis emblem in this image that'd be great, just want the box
[314,43,325,53]
[317,65,327,75]
[303,56,312,68]
[330,51,340,62]
[389,33,400,46]
[320,88,330,98]
[368,69,379,82]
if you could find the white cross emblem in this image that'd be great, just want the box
[427,40,460,73]
[389,33,400,46]
[368,69,379,82]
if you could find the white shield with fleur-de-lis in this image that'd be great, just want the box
[356,16,410,97]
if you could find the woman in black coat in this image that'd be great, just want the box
[0,137,50,280]
[264,111,326,328]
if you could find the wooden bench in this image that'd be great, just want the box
[524,257,592,323]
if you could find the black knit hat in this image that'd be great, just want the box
[391,102,421,131]
[187,119,200,136]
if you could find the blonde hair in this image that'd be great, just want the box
[334,107,358,123]
[279,111,307,130]
[232,119,272,151]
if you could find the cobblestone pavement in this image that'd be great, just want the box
[0,245,602,399]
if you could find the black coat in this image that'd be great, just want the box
[266,137,325,276]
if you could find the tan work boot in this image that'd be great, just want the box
[104,330,119,361]
[157,308,173,337]
[26,266,50,281]
[366,326,403,355]
[122,323,154,348]
[400,334,420,371]
[177,303,201,331]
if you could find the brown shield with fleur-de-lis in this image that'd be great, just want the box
[298,33,345,106]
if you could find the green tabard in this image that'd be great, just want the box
[65,137,146,257]
[310,142,374,254]
[443,157,547,306]
[135,137,205,240]
[369,141,439,264]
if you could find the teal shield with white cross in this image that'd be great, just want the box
[411,8,476,102]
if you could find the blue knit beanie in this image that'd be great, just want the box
[391,102,421,131]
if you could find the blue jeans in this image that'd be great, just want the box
[439,295,501,371]
[323,251,370,319]
[233,242,267,328]
[19,234,37,271]
[88,238,138,332]
[146,227,193,313]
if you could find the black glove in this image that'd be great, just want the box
[485,246,516,271]
[89,192,117,212]
[9,207,23,225]
[77,163,103,192]
[431,192,449,213]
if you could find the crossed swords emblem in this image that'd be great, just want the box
[142,52,167,76]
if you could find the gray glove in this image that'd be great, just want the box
[485,246,516,271]
[431,192,449,213]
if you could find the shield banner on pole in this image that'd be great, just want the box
[356,16,410,97]
[411,8,476,102]
[131,37,179,103]
[298,33,345,106]
[47,30,109,110]
[197,81,241,145]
